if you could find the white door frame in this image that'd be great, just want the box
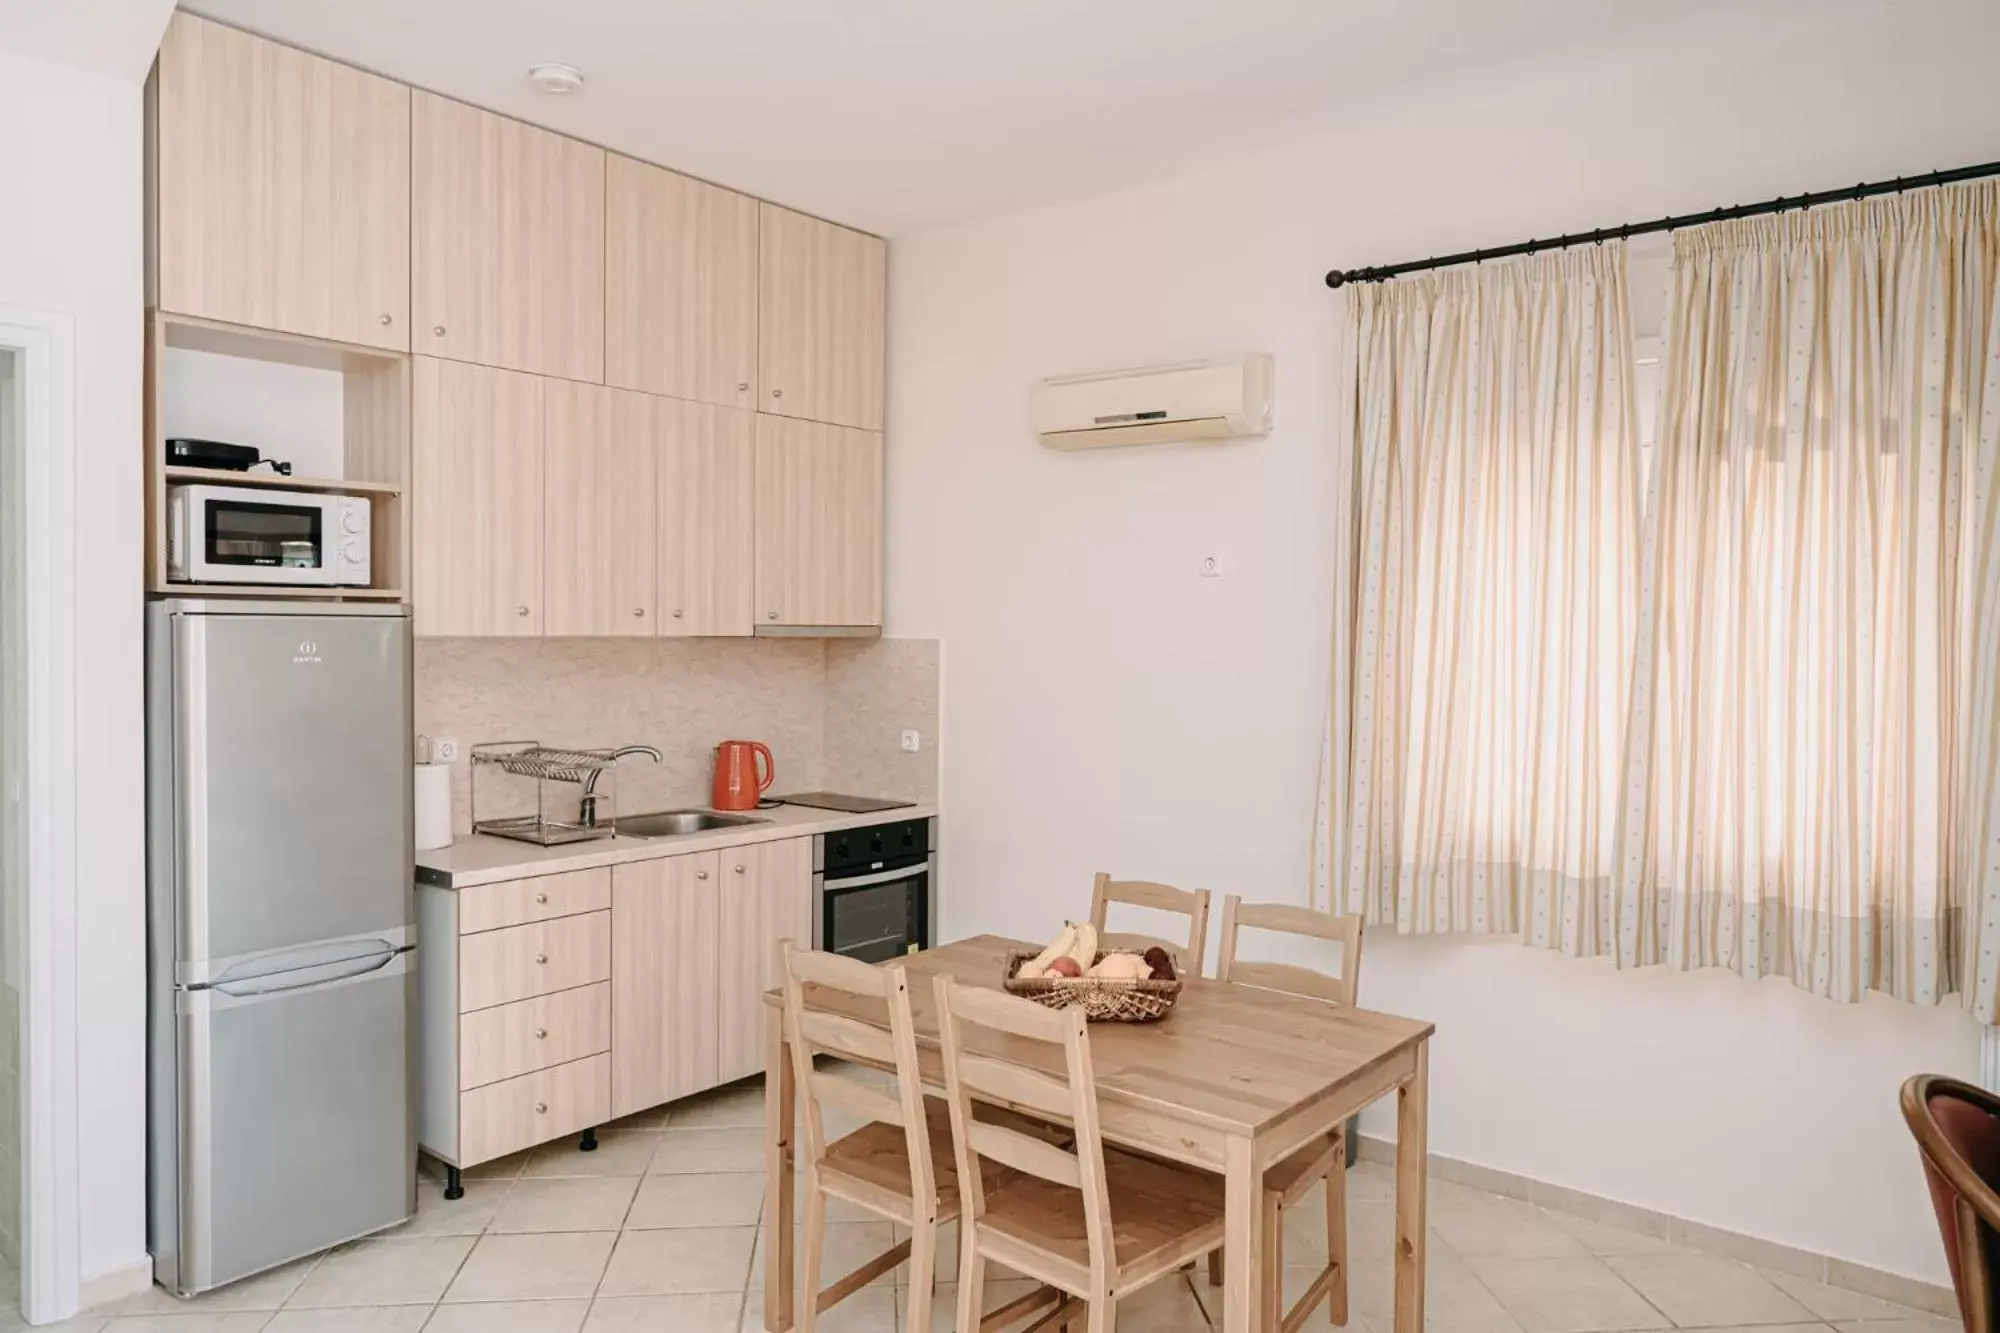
[1,304,83,1323]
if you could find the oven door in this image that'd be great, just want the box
[816,861,930,964]
[182,491,338,586]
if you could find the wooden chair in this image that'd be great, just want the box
[1902,1073,2000,1333]
[1206,896,1366,1331]
[934,974,1227,1333]
[1088,873,1212,976]
[781,942,960,1333]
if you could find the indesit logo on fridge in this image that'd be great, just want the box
[292,639,323,665]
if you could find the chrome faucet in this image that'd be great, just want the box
[580,745,662,828]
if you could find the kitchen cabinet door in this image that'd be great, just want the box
[758,204,886,431]
[753,416,883,628]
[658,399,754,637]
[153,13,410,350]
[543,381,657,636]
[605,155,759,409]
[611,853,719,1118]
[411,358,544,636]
[715,837,812,1084]
[412,91,605,382]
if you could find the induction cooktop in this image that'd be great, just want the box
[771,791,915,814]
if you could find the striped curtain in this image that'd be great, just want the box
[1614,184,2000,1010]
[1322,246,1644,954]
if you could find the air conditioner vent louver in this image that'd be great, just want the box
[1033,355,1274,450]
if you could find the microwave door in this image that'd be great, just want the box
[197,496,332,585]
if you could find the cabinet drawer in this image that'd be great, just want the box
[460,982,611,1090]
[459,1053,609,1166]
[459,867,611,935]
[459,911,610,1012]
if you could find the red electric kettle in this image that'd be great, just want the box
[711,740,775,812]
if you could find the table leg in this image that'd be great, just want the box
[1223,1133,1263,1333]
[764,1004,796,1331]
[1394,1040,1430,1333]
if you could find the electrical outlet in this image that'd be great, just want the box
[1199,554,1224,579]
[432,737,460,763]
[900,729,921,754]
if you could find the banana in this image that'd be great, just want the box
[1067,920,1099,970]
[1020,923,1078,979]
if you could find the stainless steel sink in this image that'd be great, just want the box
[615,809,768,838]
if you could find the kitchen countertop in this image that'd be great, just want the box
[414,801,939,888]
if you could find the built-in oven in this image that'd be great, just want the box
[813,816,934,963]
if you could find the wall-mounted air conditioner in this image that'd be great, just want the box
[1031,353,1275,450]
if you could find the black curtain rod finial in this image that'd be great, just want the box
[1325,269,1348,289]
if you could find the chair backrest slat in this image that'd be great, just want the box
[1089,873,1212,975]
[934,975,1116,1291]
[1215,894,1364,1007]
[781,940,937,1219]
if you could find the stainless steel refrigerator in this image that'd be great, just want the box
[147,599,416,1295]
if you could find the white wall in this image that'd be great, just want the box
[0,46,151,1288]
[889,0,2000,1284]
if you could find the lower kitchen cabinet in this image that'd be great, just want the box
[716,837,812,1083]
[610,851,720,1116]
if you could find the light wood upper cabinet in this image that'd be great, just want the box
[412,358,545,636]
[611,854,720,1118]
[658,400,754,637]
[715,837,812,1085]
[605,156,759,409]
[543,382,658,636]
[153,13,411,350]
[754,415,883,628]
[412,92,605,382]
[758,204,886,431]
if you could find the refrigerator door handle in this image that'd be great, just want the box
[201,946,406,1004]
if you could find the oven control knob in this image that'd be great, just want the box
[832,838,848,859]
[869,832,884,855]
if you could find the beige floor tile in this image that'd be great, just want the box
[665,1084,767,1130]
[1431,1190,1589,1260]
[1764,1271,1939,1323]
[523,1133,660,1179]
[288,1237,475,1309]
[649,1128,766,1176]
[917,1278,1044,1333]
[750,1222,901,1292]
[602,1107,672,1132]
[1466,1256,1670,1333]
[114,1258,317,1314]
[387,1180,510,1239]
[265,1308,432,1332]
[1543,1212,1674,1258]
[1349,1245,1525,1333]
[741,1284,897,1333]
[101,1317,271,1332]
[1606,1253,1813,1328]
[456,1150,535,1183]
[582,1293,745,1333]
[1112,1273,1213,1332]
[421,1298,591,1332]
[627,1173,765,1230]
[441,1233,614,1304]
[1831,1322,1961,1333]
[490,1177,640,1234]
[598,1228,759,1298]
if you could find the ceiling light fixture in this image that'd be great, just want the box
[527,62,585,95]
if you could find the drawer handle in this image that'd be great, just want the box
[535,953,548,965]
[516,606,531,617]
[534,892,549,905]
[672,609,683,619]
[734,864,745,874]
[696,870,709,880]
[534,1027,548,1040]
[379,313,393,326]
[433,324,447,336]
[534,1101,548,1114]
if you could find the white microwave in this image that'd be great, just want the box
[167,483,373,587]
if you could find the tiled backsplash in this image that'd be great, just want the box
[415,637,939,835]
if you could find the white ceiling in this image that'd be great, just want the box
[1,0,173,80]
[180,0,1749,235]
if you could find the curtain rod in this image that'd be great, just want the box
[1322,158,2000,289]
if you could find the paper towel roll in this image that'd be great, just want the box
[415,762,454,850]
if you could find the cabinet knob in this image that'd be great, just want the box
[516,606,530,617]
[766,611,778,620]
[535,952,548,965]
[632,607,645,618]
[770,388,783,399]
[671,609,683,619]
[534,1027,547,1040]
[733,864,745,875]
[432,324,446,336]
[534,1101,548,1114]
[696,870,709,880]
[737,381,750,392]
[379,313,393,326]
[534,892,548,904]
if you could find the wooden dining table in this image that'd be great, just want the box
[760,935,1435,1333]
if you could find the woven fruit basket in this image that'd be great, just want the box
[1003,951,1182,1023]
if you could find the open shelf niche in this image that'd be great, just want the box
[145,310,411,601]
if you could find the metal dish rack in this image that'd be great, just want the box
[470,741,617,846]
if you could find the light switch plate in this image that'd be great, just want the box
[900,729,921,753]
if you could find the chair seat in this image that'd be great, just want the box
[1265,1128,1343,1200]
[821,1101,966,1218]
[982,1146,1226,1280]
